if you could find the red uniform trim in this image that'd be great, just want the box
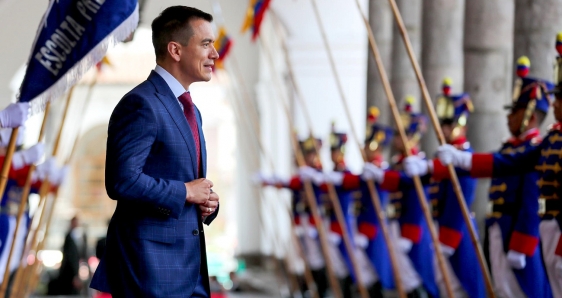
[555,235,562,257]
[401,223,422,244]
[342,173,361,190]
[508,231,539,256]
[432,159,450,181]
[308,215,317,227]
[358,222,378,239]
[470,154,494,178]
[288,176,302,190]
[439,226,463,249]
[380,171,400,192]
[294,215,301,225]
[330,221,343,235]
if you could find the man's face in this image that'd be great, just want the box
[553,95,562,122]
[441,123,453,142]
[507,107,525,137]
[330,150,342,165]
[180,19,219,84]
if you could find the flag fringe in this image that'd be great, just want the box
[25,3,139,116]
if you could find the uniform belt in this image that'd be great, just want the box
[538,198,561,219]
[0,205,19,216]
[490,202,518,216]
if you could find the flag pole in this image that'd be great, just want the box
[0,127,20,211]
[257,36,371,298]
[306,0,407,296]
[230,54,343,298]
[17,86,74,296]
[0,102,50,298]
[386,1,495,296]
[349,0,456,296]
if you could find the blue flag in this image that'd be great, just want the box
[18,0,139,114]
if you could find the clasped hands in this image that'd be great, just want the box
[185,178,219,217]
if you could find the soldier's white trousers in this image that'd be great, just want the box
[540,219,562,298]
[488,223,526,298]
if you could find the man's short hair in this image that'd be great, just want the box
[151,6,213,60]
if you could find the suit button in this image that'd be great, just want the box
[192,229,199,236]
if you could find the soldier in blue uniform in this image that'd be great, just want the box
[328,106,428,297]
[404,78,485,297]
[364,99,437,298]
[434,35,562,297]
[483,56,552,298]
[325,113,389,297]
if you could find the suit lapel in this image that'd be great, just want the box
[148,71,198,175]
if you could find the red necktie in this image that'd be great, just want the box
[178,92,201,176]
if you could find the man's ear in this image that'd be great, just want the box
[167,41,182,62]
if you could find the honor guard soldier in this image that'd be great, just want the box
[484,56,552,298]
[433,36,562,297]
[364,99,437,297]
[328,106,426,297]
[404,78,486,297]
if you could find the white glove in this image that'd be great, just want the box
[324,171,344,185]
[437,144,472,170]
[403,155,431,177]
[251,172,276,186]
[0,103,30,128]
[555,255,562,278]
[354,233,369,249]
[328,231,342,245]
[298,166,324,185]
[397,237,413,253]
[307,227,318,239]
[507,250,526,269]
[294,226,305,237]
[361,163,384,183]
[51,165,69,187]
[0,127,25,147]
[11,143,44,170]
[440,244,455,257]
[35,156,56,181]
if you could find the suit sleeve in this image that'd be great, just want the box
[508,171,541,256]
[105,94,186,219]
[438,174,477,249]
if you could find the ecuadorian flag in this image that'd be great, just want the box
[214,27,232,70]
[241,0,271,40]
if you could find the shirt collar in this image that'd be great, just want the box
[154,65,188,98]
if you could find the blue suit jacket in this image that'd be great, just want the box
[90,71,218,297]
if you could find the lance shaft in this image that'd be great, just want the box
[386,0,495,296]
[228,59,321,298]
[230,55,343,298]
[307,0,406,296]
[258,35,371,298]
[350,0,456,296]
[258,35,372,297]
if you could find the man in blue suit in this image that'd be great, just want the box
[90,6,220,297]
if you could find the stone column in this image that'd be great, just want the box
[420,0,465,155]
[464,0,515,233]
[390,0,423,111]
[366,0,394,125]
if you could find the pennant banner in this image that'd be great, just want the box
[18,0,139,115]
